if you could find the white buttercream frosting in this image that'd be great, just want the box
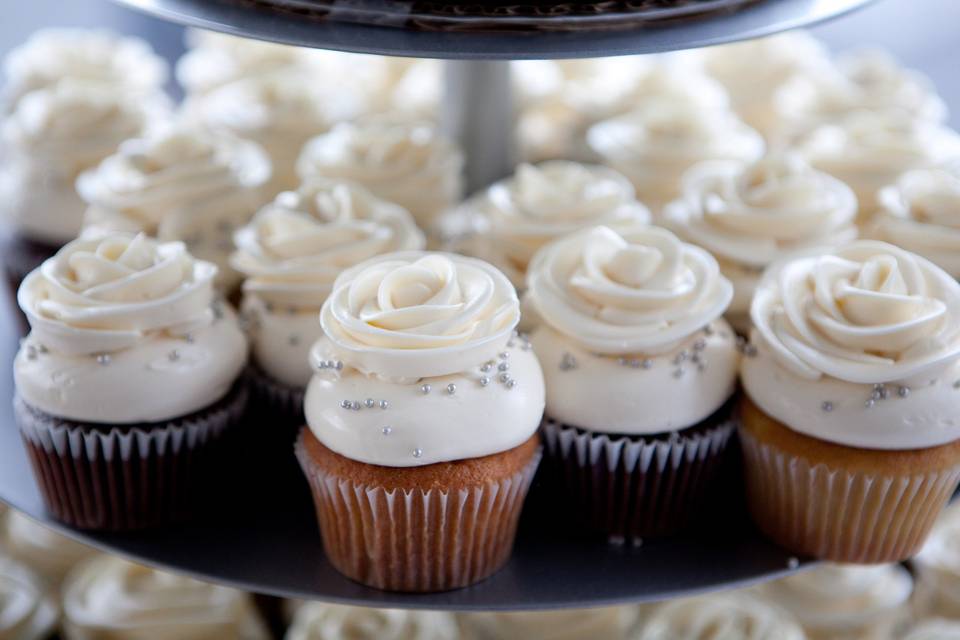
[232,180,424,387]
[761,564,913,639]
[297,120,463,230]
[2,510,95,586]
[458,606,642,640]
[15,234,247,423]
[905,619,960,640]
[0,555,58,640]
[664,153,858,330]
[868,163,960,278]
[286,604,459,640]
[588,102,764,212]
[305,251,544,467]
[2,28,168,112]
[62,556,268,640]
[637,592,805,640]
[743,240,960,449]
[915,505,960,618]
[459,161,651,287]
[78,125,271,289]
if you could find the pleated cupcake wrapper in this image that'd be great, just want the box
[14,386,247,531]
[739,426,960,563]
[542,419,735,541]
[295,439,542,593]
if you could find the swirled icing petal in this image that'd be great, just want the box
[637,591,805,640]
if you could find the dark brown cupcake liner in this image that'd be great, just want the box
[14,383,248,531]
[542,417,735,542]
[295,431,542,592]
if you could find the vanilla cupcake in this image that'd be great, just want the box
[664,153,858,332]
[296,119,463,233]
[78,125,271,291]
[296,251,544,591]
[527,225,739,539]
[286,604,459,640]
[62,556,268,640]
[232,179,424,431]
[458,606,642,640]
[2,511,95,587]
[913,505,960,619]
[797,111,960,218]
[2,28,168,113]
[0,555,58,640]
[455,161,651,289]
[636,591,805,640]
[867,163,960,278]
[588,101,764,213]
[905,619,960,640]
[761,564,913,639]
[14,233,248,530]
[741,240,960,562]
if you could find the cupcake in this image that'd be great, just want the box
[286,603,459,640]
[905,619,960,640]
[635,591,805,640]
[0,555,58,640]
[231,179,424,437]
[1,28,168,113]
[913,505,960,619]
[2,510,95,588]
[587,101,764,213]
[458,606,642,640]
[700,32,835,139]
[62,556,269,640]
[454,161,651,290]
[295,251,544,591]
[14,233,249,530]
[740,240,960,563]
[78,125,272,292]
[664,153,858,333]
[296,119,463,234]
[866,163,960,278]
[0,81,169,294]
[761,563,913,639]
[796,111,960,218]
[527,225,739,540]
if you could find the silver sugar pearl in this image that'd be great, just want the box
[96,353,111,366]
[673,351,687,364]
[413,448,423,459]
[479,376,490,387]
[499,373,510,383]
[898,386,910,398]
[184,334,195,344]
[365,398,375,408]
[673,368,685,379]
[421,384,432,395]
[641,359,653,369]
[506,379,517,389]
[379,400,389,410]
[335,361,343,371]
[341,400,351,409]
[446,383,457,395]
[821,401,834,412]
[693,339,706,351]
[787,557,800,570]
[351,401,361,411]
[865,398,876,408]
[382,426,392,435]
[499,351,510,359]
[498,362,510,372]
[168,350,180,362]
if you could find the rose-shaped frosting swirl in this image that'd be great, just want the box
[464,161,651,286]
[869,164,960,278]
[2,511,95,586]
[750,240,960,384]
[320,252,519,379]
[527,225,732,355]
[459,607,642,640]
[62,556,268,640]
[296,120,464,228]
[18,234,215,356]
[2,28,168,112]
[286,604,458,640]
[637,592,805,640]
[0,555,58,640]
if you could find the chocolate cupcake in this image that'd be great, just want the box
[741,241,960,563]
[14,233,248,530]
[526,225,739,541]
[295,251,544,591]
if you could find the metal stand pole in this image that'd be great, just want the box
[441,60,516,196]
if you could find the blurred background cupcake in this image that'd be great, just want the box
[914,504,960,620]
[458,606,643,640]
[634,590,805,639]
[1,510,95,589]
[286,603,459,640]
[0,554,58,639]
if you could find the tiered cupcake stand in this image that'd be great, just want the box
[0,0,877,609]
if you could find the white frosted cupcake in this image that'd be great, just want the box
[913,505,960,619]
[14,233,248,530]
[453,161,651,290]
[588,101,764,213]
[286,604,459,640]
[78,125,272,291]
[761,564,913,639]
[296,119,463,233]
[1,28,168,113]
[796,111,960,218]
[636,591,805,640]
[232,179,424,432]
[458,606,642,640]
[296,251,544,591]
[2,510,95,587]
[0,555,58,640]
[866,163,960,278]
[527,225,739,539]
[664,153,858,332]
[62,556,268,640]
